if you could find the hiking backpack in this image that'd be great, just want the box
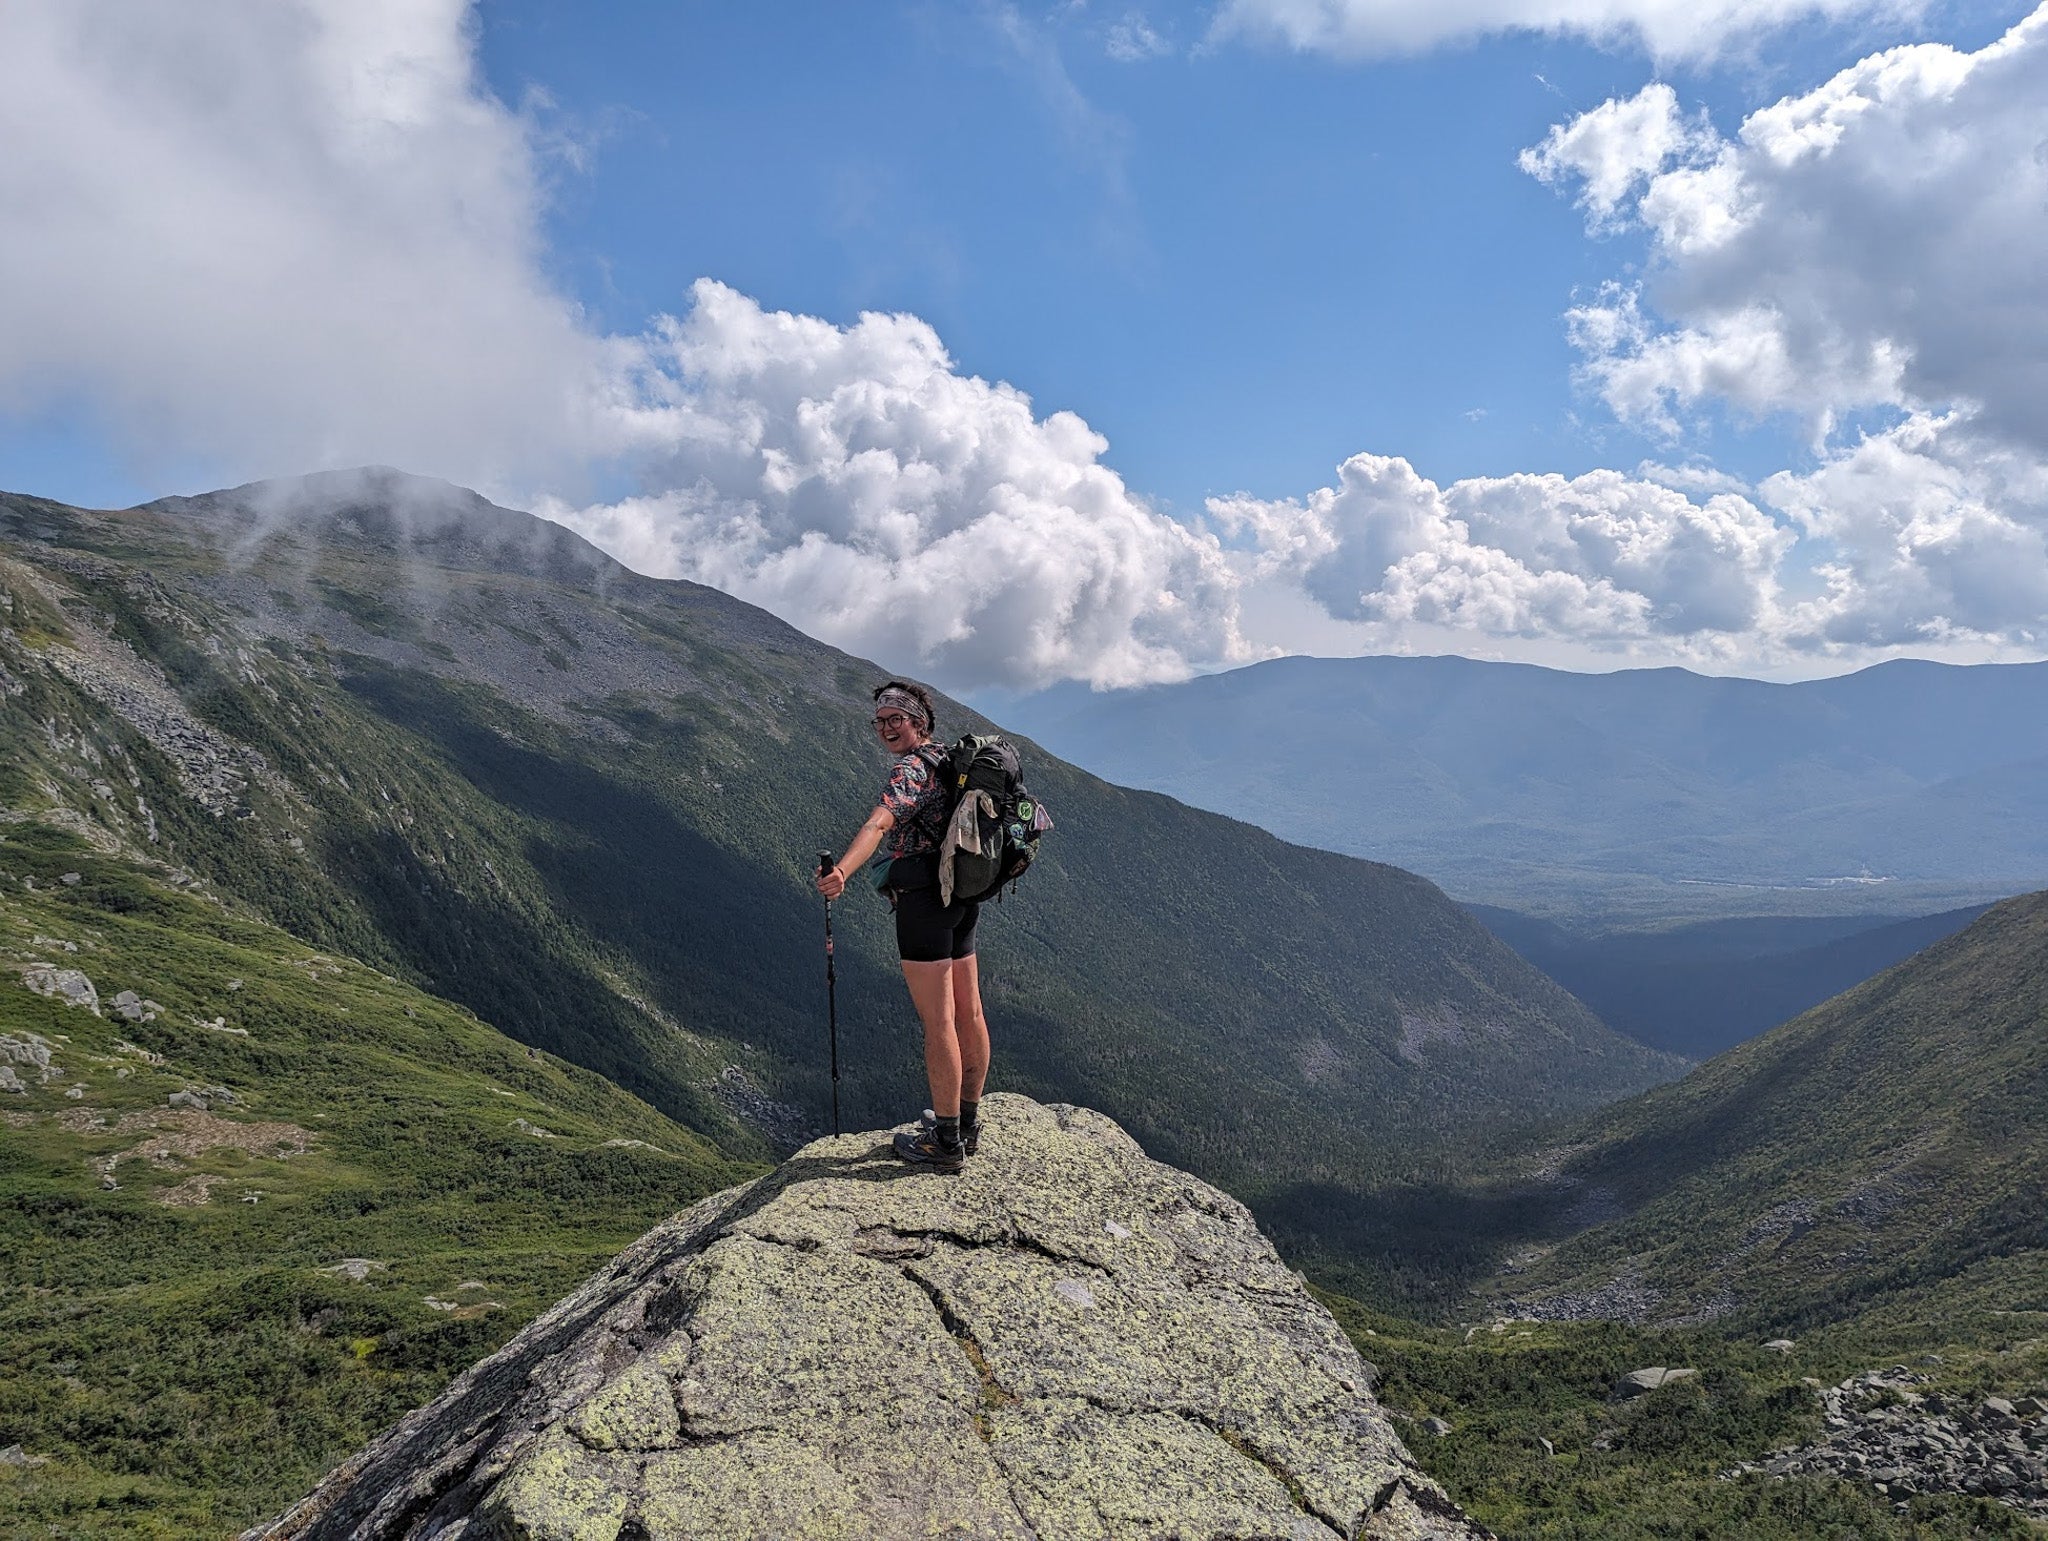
[934,734,1050,903]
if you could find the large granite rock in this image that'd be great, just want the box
[253,1096,1489,1541]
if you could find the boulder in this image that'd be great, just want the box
[20,964,98,1014]
[249,1096,1490,1541]
[1616,1367,1697,1399]
[320,1259,388,1283]
[0,1031,60,1085]
[168,1084,240,1109]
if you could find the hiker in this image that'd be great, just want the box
[815,680,986,1172]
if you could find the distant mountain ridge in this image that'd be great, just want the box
[998,653,2048,916]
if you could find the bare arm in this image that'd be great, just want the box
[816,806,895,899]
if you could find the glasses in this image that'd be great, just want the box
[872,713,914,732]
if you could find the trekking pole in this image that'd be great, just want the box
[816,851,841,1136]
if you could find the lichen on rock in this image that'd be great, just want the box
[249,1095,1490,1541]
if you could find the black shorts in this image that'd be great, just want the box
[892,876,980,963]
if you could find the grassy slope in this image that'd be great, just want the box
[0,821,752,1537]
[1,478,1677,1214]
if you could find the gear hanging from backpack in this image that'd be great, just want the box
[932,734,1051,904]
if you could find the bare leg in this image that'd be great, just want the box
[950,954,990,1104]
[901,960,961,1118]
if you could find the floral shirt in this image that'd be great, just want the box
[879,745,950,860]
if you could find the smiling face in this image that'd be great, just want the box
[872,708,927,756]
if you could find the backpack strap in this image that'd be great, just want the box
[940,736,975,797]
[914,740,955,788]
[908,741,957,846]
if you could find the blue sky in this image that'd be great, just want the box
[478,3,1652,511]
[1,1,2044,689]
[471,1,1881,509]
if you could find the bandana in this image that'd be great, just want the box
[874,687,929,729]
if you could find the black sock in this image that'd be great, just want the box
[960,1099,980,1132]
[935,1114,962,1148]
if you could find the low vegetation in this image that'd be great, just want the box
[0,825,752,1536]
[1322,1287,2048,1539]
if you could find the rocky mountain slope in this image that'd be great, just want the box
[1000,653,2048,917]
[252,1096,1491,1541]
[0,469,1675,1214]
[1491,889,2048,1330]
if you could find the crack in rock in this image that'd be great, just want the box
[899,1263,1019,1449]
[1211,1421,1350,1538]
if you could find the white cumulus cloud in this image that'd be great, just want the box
[1538,7,2048,451]
[1211,0,1918,62]
[0,0,627,488]
[1518,84,1718,227]
[1522,5,2048,663]
[1763,415,2048,649]
[1210,454,1790,646]
[546,283,1252,691]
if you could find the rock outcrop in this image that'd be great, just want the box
[1732,1366,2048,1517]
[252,1095,1489,1540]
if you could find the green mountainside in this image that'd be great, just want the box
[1,467,1675,1237]
[1485,889,2048,1333]
[8,470,2043,1538]
[0,823,750,1536]
[1293,898,2048,1536]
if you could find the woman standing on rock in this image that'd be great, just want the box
[815,680,986,1173]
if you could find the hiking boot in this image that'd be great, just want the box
[921,1107,980,1156]
[893,1124,965,1173]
